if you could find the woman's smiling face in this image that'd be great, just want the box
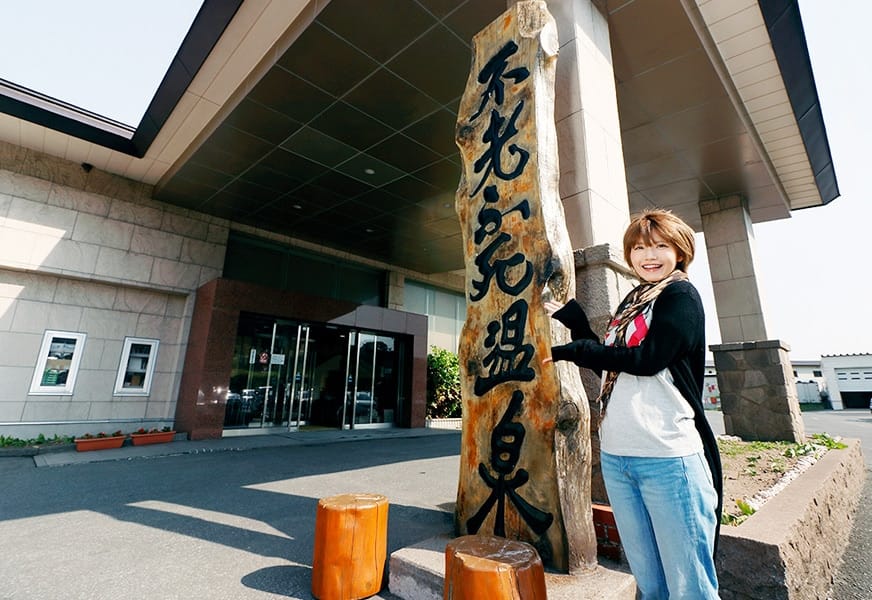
[629,231,682,283]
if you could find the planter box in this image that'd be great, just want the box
[425,418,462,430]
[74,435,126,452]
[717,438,865,599]
[130,431,176,446]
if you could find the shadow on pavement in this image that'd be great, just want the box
[0,434,460,599]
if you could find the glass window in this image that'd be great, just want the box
[289,254,334,297]
[403,281,431,314]
[29,330,87,395]
[336,265,383,306]
[224,232,386,306]
[223,235,287,288]
[114,337,159,395]
[405,280,465,352]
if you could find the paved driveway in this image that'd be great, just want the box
[0,411,868,600]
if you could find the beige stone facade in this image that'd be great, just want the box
[0,150,227,438]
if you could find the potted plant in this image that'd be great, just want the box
[74,430,126,452]
[129,426,176,446]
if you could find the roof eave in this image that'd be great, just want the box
[684,0,838,218]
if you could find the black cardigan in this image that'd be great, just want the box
[551,281,722,553]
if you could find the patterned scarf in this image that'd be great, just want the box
[597,270,688,419]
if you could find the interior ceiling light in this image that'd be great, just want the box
[363,168,376,175]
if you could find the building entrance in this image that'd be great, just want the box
[223,312,402,432]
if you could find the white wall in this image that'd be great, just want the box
[821,354,872,410]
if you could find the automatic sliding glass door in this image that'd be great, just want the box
[226,313,400,432]
[225,315,302,430]
[341,331,398,429]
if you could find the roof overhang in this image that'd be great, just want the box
[0,0,838,274]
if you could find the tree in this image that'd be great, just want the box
[426,346,462,418]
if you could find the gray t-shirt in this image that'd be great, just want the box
[600,368,703,457]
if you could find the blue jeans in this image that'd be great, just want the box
[600,451,719,599]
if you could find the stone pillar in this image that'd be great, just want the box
[701,196,805,442]
[572,244,636,503]
[545,0,635,502]
[455,1,596,573]
[711,341,805,443]
[387,271,404,310]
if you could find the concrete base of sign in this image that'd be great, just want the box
[388,533,636,600]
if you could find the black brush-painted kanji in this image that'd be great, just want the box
[466,390,554,536]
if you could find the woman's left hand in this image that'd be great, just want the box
[544,300,563,317]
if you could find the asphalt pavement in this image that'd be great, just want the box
[0,412,868,600]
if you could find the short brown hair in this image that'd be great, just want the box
[623,209,695,271]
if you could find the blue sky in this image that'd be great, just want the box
[0,0,865,360]
[0,1,201,126]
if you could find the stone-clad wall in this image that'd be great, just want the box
[717,439,865,599]
[713,340,805,443]
[0,270,188,432]
[0,148,229,438]
[0,169,227,292]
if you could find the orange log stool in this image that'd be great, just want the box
[311,493,389,600]
[444,535,547,600]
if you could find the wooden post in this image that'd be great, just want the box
[454,0,597,573]
[311,493,389,600]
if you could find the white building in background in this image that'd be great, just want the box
[820,354,872,410]
[703,356,872,411]
[791,360,827,404]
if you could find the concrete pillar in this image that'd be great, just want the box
[701,196,804,442]
[547,0,634,338]
[546,0,630,251]
[387,271,404,310]
[700,195,768,343]
[541,0,636,502]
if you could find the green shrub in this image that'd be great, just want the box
[0,433,74,447]
[427,346,462,418]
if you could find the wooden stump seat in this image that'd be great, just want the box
[311,493,389,600]
[444,535,546,600]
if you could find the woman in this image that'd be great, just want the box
[544,209,722,599]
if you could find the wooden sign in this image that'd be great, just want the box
[454,1,596,573]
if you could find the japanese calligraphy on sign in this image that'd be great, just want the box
[454,1,596,573]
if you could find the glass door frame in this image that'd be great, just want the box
[286,324,312,431]
[340,330,397,430]
[225,312,403,433]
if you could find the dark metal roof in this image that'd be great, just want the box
[758,0,839,205]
